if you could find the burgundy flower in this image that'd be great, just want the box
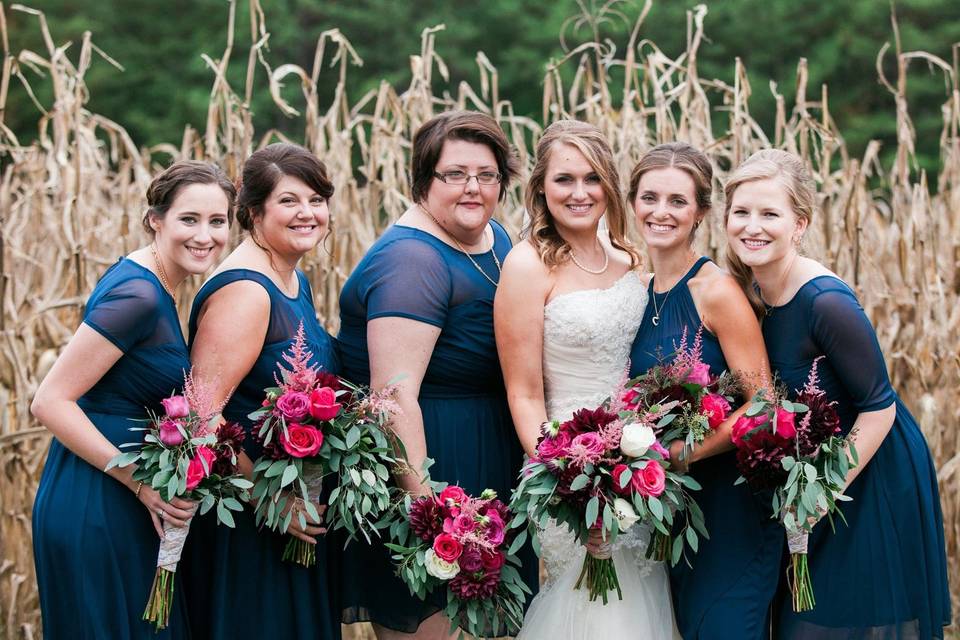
[409,497,444,542]
[449,569,500,600]
[795,391,841,457]
[735,429,792,490]
[566,407,619,436]
[213,421,246,477]
[459,545,484,572]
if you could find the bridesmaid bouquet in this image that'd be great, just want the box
[385,483,531,638]
[248,321,402,567]
[731,358,858,612]
[107,372,251,630]
[510,400,706,604]
[619,327,737,561]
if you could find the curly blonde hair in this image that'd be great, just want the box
[522,120,640,269]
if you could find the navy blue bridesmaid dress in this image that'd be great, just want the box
[32,258,191,640]
[628,256,783,640]
[336,220,538,632]
[180,269,341,640]
[764,275,950,639]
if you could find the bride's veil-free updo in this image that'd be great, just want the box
[523,120,641,269]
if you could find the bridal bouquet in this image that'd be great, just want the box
[107,372,251,629]
[249,321,402,567]
[617,328,736,562]
[510,400,705,604]
[731,358,858,612]
[385,484,531,638]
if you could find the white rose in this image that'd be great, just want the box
[424,548,460,580]
[620,423,656,457]
[613,497,641,532]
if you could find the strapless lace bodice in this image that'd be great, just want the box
[543,271,647,422]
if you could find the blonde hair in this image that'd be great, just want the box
[723,149,816,317]
[523,120,640,269]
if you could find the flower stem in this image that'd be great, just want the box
[574,555,623,604]
[142,568,175,630]
[283,535,316,567]
[788,552,815,612]
[645,531,670,562]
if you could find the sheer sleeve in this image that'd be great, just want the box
[83,277,162,353]
[810,286,895,412]
[361,237,451,327]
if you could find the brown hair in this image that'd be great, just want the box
[142,161,236,235]
[236,143,334,232]
[523,119,640,269]
[410,110,519,203]
[627,142,714,241]
[723,149,816,317]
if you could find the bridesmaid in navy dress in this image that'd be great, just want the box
[338,111,536,639]
[724,149,951,639]
[31,161,235,639]
[626,143,782,639]
[182,143,341,639]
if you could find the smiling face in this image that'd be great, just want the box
[542,142,607,236]
[150,182,230,283]
[633,167,703,251]
[253,174,329,261]
[725,177,808,268]
[421,139,500,237]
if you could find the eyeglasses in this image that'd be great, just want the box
[433,170,502,186]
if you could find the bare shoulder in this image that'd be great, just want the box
[197,277,271,328]
[502,240,550,280]
[691,263,750,310]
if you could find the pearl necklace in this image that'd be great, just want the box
[569,241,609,275]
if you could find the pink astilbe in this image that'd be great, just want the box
[275,321,318,392]
[607,367,632,414]
[362,384,403,419]
[183,368,228,437]
[596,418,623,452]
[800,356,826,397]
[667,326,706,381]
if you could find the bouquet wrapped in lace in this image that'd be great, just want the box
[249,321,402,567]
[731,358,858,612]
[509,397,705,604]
[385,482,531,638]
[617,327,737,562]
[107,372,250,629]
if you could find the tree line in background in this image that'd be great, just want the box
[6,0,960,175]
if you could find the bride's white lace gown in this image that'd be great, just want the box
[517,271,679,640]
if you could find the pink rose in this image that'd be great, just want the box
[433,533,464,562]
[452,513,477,536]
[439,486,468,509]
[621,387,641,410]
[280,423,324,458]
[650,440,671,460]
[685,362,711,386]
[611,463,634,495]
[731,415,766,446]
[570,432,606,461]
[158,418,185,447]
[632,460,666,497]
[186,446,217,490]
[276,391,310,421]
[308,387,341,422]
[701,393,731,429]
[161,395,190,419]
[775,408,797,439]
[483,511,506,546]
[481,549,506,571]
[536,431,571,461]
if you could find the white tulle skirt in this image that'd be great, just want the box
[516,521,680,640]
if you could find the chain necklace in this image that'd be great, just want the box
[419,206,501,287]
[150,243,176,298]
[761,252,799,317]
[650,253,697,327]
[569,240,609,275]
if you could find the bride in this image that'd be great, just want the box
[495,120,678,638]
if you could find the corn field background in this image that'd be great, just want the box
[0,0,957,637]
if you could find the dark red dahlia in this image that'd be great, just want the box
[795,391,841,457]
[735,429,792,491]
[408,497,444,542]
[449,569,500,600]
[213,421,246,476]
[651,382,695,408]
[566,407,618,436]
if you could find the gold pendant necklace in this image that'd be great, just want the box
[151,243,176,298]
[650,253,697,327]
[419,206,501,287]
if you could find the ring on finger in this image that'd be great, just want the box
[157,508,165,519]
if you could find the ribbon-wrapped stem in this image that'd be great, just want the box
[786,528,815,612]
[143,518,191,629]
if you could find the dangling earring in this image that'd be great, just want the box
[322,215,335,258]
